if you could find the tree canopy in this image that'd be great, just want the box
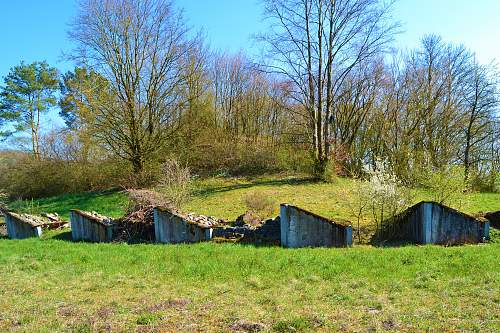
[0,61,59,158]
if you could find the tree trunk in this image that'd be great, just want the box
[131,155,144,174]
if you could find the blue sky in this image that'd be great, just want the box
[0,0,499,138]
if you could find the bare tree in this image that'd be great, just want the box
[461,60,499,180]
[258,0,399,176]
[68,0,194,172]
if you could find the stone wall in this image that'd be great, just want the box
[4,212,43,239]
[376,202,490,245]
[154,208,213,244]
[70,210,114,243]
[280,204,353,248]
[213,217,281,245]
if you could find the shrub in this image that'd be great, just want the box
[0,152,128,199]
[341,180,371,243]
[468,169,499,193]
[312,158,337,183]
[243,191,277,219]
[126,189,170,213]
[156,158,193,208]
[365,160,413,230]
[0,191,7,210]
[420,166,468,207]
[120,162,162,189]
[276,146,313,174]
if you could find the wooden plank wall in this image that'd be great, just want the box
[70,210,113,243]
[154,208,213,244]
[4,213,42,239]
[376,202,489,245]
[280,204,353,248]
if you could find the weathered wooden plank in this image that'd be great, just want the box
[69,210,114,243]
[280,204,353,248]
[4,212,43,239]
[153,208,214,244]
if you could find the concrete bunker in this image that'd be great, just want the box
[280,204,353,248]
[375,201,490,245]
[153,207,218,244]
[70,210,114,242]
[4,211,44,239]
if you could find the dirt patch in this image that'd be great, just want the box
[57,304,78,318]
[0,223,6,237]
[230,319,265,332]
[147,298,191,313]
[382,319,396,330]
[96,306,115,319]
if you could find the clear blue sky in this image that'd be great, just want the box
[0,0,499,138]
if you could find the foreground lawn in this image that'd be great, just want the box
[0,238,498,332]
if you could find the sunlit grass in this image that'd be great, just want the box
[186,175,500,222]
[1,175,499,331]
[6,190,128,220]
[6,175,500,224]
[0,239,497,331]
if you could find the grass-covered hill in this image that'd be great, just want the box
[7,175,500,223]
[1,175,499,331]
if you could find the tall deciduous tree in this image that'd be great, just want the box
[461,60,499,180]
[0,61,59,159]
[68,0,194,172]
[259,0,399,176]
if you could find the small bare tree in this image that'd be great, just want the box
[258,0,399,177]
[342,179,370,242]
[68,0,195,172]
[157,158,193,208]
[462,60,499,180]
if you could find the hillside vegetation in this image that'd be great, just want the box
[7,176,500,224]
[1,178,499,332]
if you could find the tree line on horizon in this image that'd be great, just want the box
[0,0,498,199]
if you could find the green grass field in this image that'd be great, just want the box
[0,238,498,332]
[185,175,500,221]
[6,190,128,220]
[1,175,499,332]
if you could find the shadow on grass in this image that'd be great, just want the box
[7,188,127,220]
[50,231,73,242]
[228,242,281,248]
[193,177,318,197]
[48,230,156,245]
[370,240,416,248]
[34,189,123,209]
